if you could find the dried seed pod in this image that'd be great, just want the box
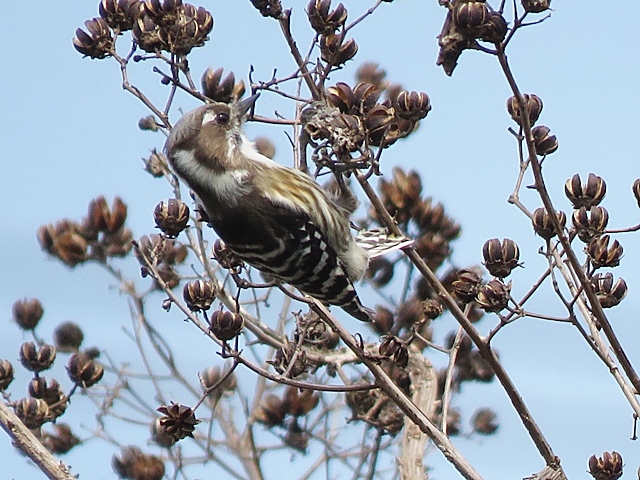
[506,93,543,126]
[12,298,44,331]
[394,90,431,122]
[66,352,104,388]
[99,0,143,32]
[284,420,309,453]
[565,173,607,209]
[284,386,320,417]
[320,34,358,65]
[135,234,165,265]
[0,360,14,391]
[19,342,56,373]
[154,198,190,237]
[138,115,160,131]
[572,206,609,243]
[200,366,236,401]
[327,82,356,114]
[53,322,84,353]
[482,238,520,278]
[592,273,627,308]
[143,149,168,177]
[531,125,558,155]
[365,104,395,145]
[365,256,395,287]
[269,342,307,377]
[375,167,422,225]
[372,306,394,334]
[521,0,551,13]
[353,82,381,113]
[587,235,623,269]
[156,403,199,441]
[250,0,283,18]
[453,1,488,36]
[132,13,165,52]
[355,62,387,90]
[476,279,511,313]
[379,335,409,368]
[293,313,339,350]
[255,394,287,426]
[212,239,244,270]
[73,18,114,59]
[588,451,622,480]
[28,377,67,419]
[480,12,508,43]
[471,408,499,435]
[41,424,81,455]
[201,67,245,103]
[113,446,166,480]
[208,310,244,341]
[14,397,49,429]
[532,207,566,240]
[633,179,640,208]
[307,0,347,35]
[423,299,443,320]
[451,268,483,303]
[183,279,216,312]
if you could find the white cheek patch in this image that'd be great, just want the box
[202,110,218,125]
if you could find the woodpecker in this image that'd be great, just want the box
[164,94,375,321]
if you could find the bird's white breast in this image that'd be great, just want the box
[171,148,250,205]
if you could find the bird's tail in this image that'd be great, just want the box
[355,228,413,259]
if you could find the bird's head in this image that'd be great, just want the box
[165,94,259,172]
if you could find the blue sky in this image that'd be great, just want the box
[2,1,640,478]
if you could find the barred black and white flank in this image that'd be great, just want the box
[165,94,373,321]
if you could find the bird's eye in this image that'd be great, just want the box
[216,112,229,124]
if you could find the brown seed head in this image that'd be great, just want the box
[66,352,104,388]
[19,342,56,373]
[99,0,143,31]
[506,93,543,126]
[476,279,511,313]
[531,125,558,156]
[12,298,44,331]
[28,377,67,419]
[565,173,607,209]
[255,394,287,426]
[522,0,551,13]
[394,90,431,122]
[154,198,190,237]
[572,206,609,243]
[482,238,520,278]
[284,386,320,417]
[41,424,81,454]
[73,18,114,59]
[472,407,499,435]
[587,235,623,269]
[451,268,484,303]
[208,310,244,341]
[113,446,166,480]
[53,321,84,353]
[201,67,245,103]
[379,335,409,368]
[532,208,566,240]
[0,360,14,391]
[453,1,488,36]
[212,239,244,270]
[480,12,508,43]
[588,451,623,480]
[269,342,308,378]
[156,403,199,441]
[183,279,216,312]
[250,0,283,18]
[14,397,50,429]
[307,0,347,35]
[592,273,627,309]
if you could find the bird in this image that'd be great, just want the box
[164,94,403,322]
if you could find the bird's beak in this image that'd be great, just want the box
[236,93,260,117]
